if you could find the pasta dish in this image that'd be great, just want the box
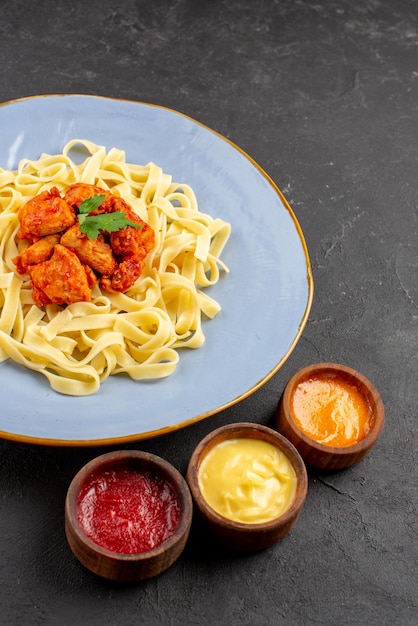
[0,140,231,396]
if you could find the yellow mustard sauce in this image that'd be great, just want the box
[290,375,372,447]
[198,438,297,524]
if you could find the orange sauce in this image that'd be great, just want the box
[290,374,372,447]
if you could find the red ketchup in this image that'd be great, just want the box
[77,467,181,554]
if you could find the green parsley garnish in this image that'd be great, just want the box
[79,194,107,215]
[78,194,143,239]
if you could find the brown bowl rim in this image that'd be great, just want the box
[65,449,193,562]
[186,422,308,531]
[278,362,385,457]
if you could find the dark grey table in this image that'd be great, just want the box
[0,1,416,624]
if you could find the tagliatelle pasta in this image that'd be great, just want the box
[0,140,230,396]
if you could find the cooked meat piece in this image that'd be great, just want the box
[17,187,76,242]
[29,244,92,306]
[60,224,117,276]
[13,234,60,274]
[64,183,112,209]
[101,254,145,293]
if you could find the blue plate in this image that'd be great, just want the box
[0,95,313,445]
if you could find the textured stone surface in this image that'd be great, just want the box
[0,1,417,624]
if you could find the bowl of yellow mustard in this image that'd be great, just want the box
[186,422,308,551]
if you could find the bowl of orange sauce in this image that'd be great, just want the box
[276,363,385,470]
[186,423,308,551]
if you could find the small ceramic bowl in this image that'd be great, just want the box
[276,363,385,470]
[186,422,308,551]
[65,450,193,582]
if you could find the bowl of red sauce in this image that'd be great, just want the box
[276,363,385,470]
[65,450,193,581]
[186,423,308,551]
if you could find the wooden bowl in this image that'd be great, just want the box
[186,423,308,551]
[276,363,385,470]
[65,450,193,582]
